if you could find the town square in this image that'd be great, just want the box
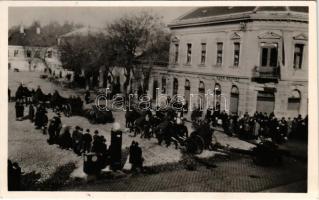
[7,6,309,192]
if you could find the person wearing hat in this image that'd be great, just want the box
[72,126,83,155]
[82,129,92,153]
[93,130,99,142]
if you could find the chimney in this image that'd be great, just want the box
[20,25,24,34]
[36,27,41,35]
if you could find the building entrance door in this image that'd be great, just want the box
[256,91,275,115]
[230,86,239,114]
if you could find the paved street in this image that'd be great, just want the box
[63,155,307,192]
[8,71,307,192]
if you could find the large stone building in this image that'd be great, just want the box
[149,6,308,118]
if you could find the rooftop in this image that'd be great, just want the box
[180,6,308,20]
[169,6,308,28]
[59,26,105,38]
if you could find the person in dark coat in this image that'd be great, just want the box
[92,135,109,169]
[82,129,92,153]
[8,160,14,190]
[59,126,72,150]
[135,142,144,172]
[10,162,21,191]
[34,105,44,128]
[129,141,143,172]
[129,141,137,171]
[15,101,24,120]
[85,90,90,104]
[142,114,151,139]
[72,126,83,155]
[47,118,56,144]
[15,83,24,102]
[28,104,35,122]
[93,130,99,142]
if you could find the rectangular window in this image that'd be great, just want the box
[233,43,240,66]
[260,43,278,67]
[216,42,223,65]
[201,43,206,64]
[293,44,304,69]
[14,50,19,57]
[186,43,192,64]
[26,50,31,58]
[174,44,179,64]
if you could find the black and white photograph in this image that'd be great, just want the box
[3,2,317,195]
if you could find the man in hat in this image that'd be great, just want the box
[47,118,56,144]
[72,126,83,155]
[82,129,92,153]
[53,114,62,142]
[93,130,99,142]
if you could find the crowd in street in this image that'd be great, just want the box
[10,84,145,176]
[9,82,309,187]
[204,108,308,144]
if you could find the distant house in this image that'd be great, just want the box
[8,45,61,72]
[8,25,74,81]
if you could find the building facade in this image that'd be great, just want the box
[149,6,308,118]
[8,45,62,73]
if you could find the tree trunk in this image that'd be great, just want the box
[123,68,131,96]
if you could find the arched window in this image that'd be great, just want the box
[231,85,239,95]
[214,83,221,95]
[162,77,166,94]
[185,79,190,90]
[199,81,205,93]
[173,78,178,95]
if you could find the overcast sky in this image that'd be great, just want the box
[9,7,194,28]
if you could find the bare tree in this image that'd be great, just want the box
[107,12,170,95]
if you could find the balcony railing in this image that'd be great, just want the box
[252,66,280,82]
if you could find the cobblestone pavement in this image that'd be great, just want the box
[64,155,307,192]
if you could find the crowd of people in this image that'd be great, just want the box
[203,108,308,144]
[11,83,146,175]
[12,83,84,119]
